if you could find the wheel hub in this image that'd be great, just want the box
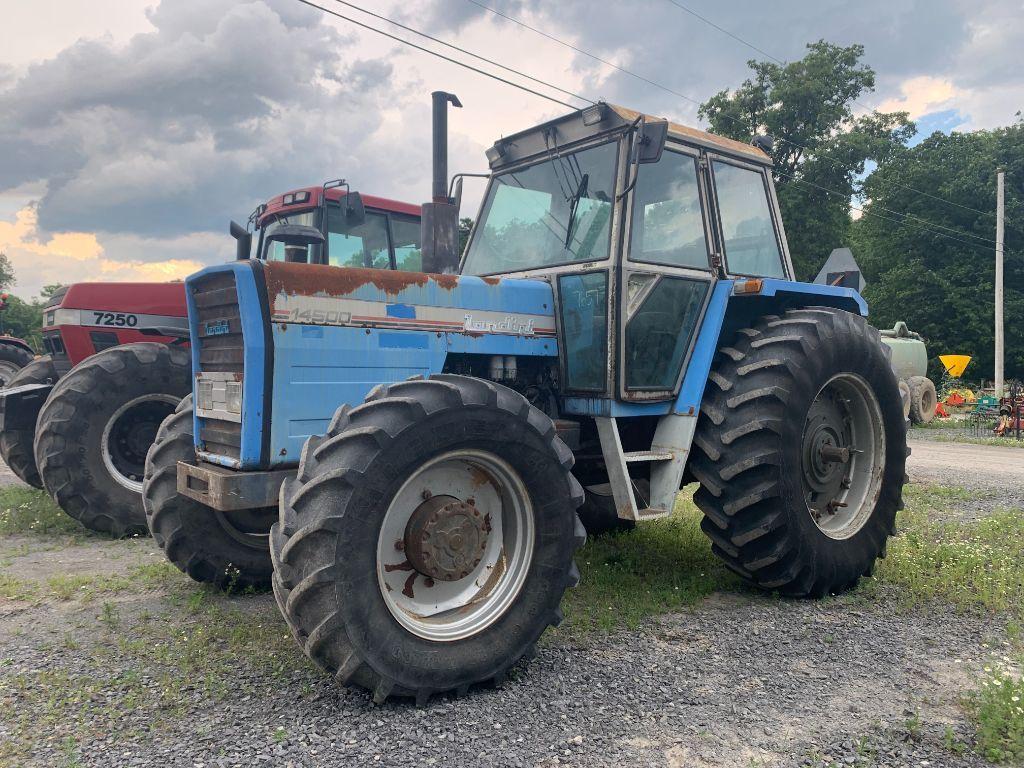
[404,495,490,581]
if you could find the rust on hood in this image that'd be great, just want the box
[263,261,470,300]
[481,276,501,286]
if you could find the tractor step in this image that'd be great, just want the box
[635,507,672,521]
[623,450,674,462]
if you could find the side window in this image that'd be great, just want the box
[629,150,710,269]
[711,161,785,278]
[391,215,423,272]
[558,272,607,391]
[326,208,390,268]
[625,277,707,389]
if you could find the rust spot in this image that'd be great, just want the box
[482,513,492,533]
[423,577,435,588]
[481,276,501,286]
[465,331,485,339]
[433,273,459,290]
[469,466,491,489]
[402,572,417,598]
[263,260,457,300]
[384,559,414,573]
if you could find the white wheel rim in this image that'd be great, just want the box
[376,449,535,642]
[800,373,886,540]
[102,393,181,492]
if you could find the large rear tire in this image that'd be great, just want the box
[689,308,907,597]
[0,342,33,387]
[908,375,937,425]
[270,374,585,704]
[34,343,189,537]
[143,396,275,589]
[0,355,57,489]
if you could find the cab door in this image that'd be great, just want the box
[617,144,718,401]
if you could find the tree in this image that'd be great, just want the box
[699,41,914,279]
[0,252,14,291]
[458,217,474,255]
[852,118,1024,381]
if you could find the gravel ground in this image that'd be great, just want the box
[2,436,1022,767]
[0,577,1000,768]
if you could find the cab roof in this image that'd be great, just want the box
[485,101,770,170]
[258,187,421,228]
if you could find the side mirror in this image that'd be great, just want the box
[452,177,464,212]
[230,220,252,261]
[345,192,366,227]
[636,118,668,164]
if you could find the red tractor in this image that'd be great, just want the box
[0,184,421,537]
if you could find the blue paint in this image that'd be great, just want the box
[186,262,267,470]
[756,278,867,316]
[562,397,671,418]
[379,332,430,349]
[674,280,732,416]
[300,326,324,339]
[386,303,416,318]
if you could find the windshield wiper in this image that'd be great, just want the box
[563,172,589,250]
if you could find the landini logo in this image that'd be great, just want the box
[463,314,536,335]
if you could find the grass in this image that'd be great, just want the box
[871,485,1024,617]
[916,433,1024,449]
[0,486,94,540]
[2,478,1024,760]
[0,589,308,763]
[555,489,737,638]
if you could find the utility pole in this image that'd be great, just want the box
[995,168,1005,398]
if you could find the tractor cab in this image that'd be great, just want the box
[240,184,423,271]
[461,103,799,407]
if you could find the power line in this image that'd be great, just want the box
[291,0,579,110]
[469,0,993,220]
[664,0,782,64]
[776,170,996,246]
[330,0,591,107]
[302,0,995,250]
[657,0,992,218]
[786,176,997,255]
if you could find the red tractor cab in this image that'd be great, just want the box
[1,185,422,539]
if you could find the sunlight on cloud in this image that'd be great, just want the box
[875,76,960,119]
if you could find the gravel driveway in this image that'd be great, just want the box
[2,436,1021,766]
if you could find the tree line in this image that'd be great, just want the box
[700,40,1021,382]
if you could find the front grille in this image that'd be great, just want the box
[191,272,245,460]
[192,272,244,373]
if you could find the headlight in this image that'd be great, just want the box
[225,380,242,414]
[195,373,243,423]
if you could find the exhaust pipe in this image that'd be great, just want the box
[421,91,463,274]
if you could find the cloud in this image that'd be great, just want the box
[875,76,960,119]
[0,203,210,297]
[0,0,409,240]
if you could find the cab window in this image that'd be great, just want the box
[391,215,423,272]
[711,161,785,278]
[326,208,390,268]
[628,150,710,269]
[463,141,617,274]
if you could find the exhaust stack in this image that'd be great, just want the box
[421,91,463,274]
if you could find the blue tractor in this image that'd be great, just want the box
[143,95,906,704]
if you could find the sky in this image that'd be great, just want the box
[1,0,1022,298]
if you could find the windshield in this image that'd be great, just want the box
[462,141,617,275]
[260,206,399,268]
[262,211,316,263]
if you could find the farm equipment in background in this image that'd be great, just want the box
[0,290,36,387]
[0,187,422,537]
[143,94,908,703]
[878,321,936,424]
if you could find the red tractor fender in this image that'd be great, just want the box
[0,335,34,355]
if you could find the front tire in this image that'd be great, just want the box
[34,343,189,536]
[143,396,275,589]
[270,374,585,704]
[689,308,906,597]
[0,355,57,488]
